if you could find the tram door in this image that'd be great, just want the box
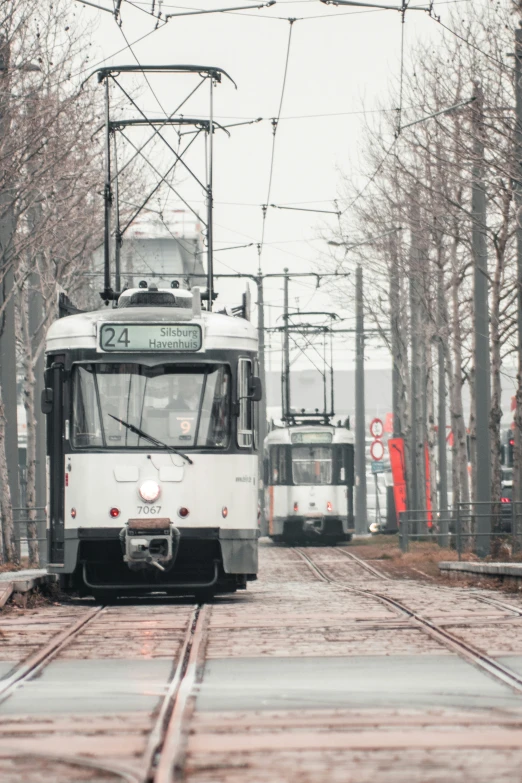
[334,444,355,529]
[43,362,65,564]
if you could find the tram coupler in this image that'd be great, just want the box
[303,518,325,536]
[120,518,180,572]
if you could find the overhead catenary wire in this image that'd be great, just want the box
[258,17,296,267]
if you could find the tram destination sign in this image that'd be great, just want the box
[291,432,333,444]
[98,323,203,353]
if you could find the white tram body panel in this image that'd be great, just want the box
[264,425,355,543]
[43,288,260,596]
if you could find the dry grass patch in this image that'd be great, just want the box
[349,535,522,593]
[349,536,475,581]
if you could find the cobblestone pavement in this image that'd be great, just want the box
[186,543,522,783]
[0,601,195,782]
[3,544,522,782]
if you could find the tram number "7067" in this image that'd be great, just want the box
[136,505,162,515]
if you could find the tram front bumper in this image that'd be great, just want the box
[49,527,259,577]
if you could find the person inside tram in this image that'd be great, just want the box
[148,376,171,410]
[170,375,201,412]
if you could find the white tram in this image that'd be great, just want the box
[42,284,261,598]
[264,422,355,544]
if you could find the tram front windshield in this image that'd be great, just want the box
[72,363,230,449]
[292,446,332,485]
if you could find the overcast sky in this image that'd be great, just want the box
[77,0,468,373]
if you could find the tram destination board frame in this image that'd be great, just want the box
[97,323,203,353]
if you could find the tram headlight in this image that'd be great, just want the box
[139,480,161,503]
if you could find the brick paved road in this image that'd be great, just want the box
[3,543,522,782]
[187,542,522,783]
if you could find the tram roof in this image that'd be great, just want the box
[45,307,258,353]
[264,425,354,446]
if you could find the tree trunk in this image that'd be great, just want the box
[0,382,17,564]
[20,284,39,566]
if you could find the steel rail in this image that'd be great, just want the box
[153,605,211,783]
[336,547,391,580]
[341,548,522,616]
[472,593,522,617]
[0,606,104,704]
[143,606,200,779]
[3,750,141,783]
[295,547,522,695]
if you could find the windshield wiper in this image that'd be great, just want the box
[108,414,193,464]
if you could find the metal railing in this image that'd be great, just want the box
[11,506,48,566]
[398,502,522,559]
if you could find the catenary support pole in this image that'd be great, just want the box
[29,276,46,565]
[207,76,214,310]
[102,76,112,300]
[409,209,420,515]
[355,264,367,534]
[283,268,291,419]
[113,135,121,295]
[257,275,267,534]
[390,248,401,438]
[437,264,449,547]
[471,82,491,557]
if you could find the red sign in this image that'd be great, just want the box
[388,437,407,521]
[384,412,394,434]
[370,418,384,439]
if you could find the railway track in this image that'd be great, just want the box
[295,546,522,696]
[0,600,213,783]
[151,605,210,783]
[0,605,104,704]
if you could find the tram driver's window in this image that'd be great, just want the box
[72,365,103,448]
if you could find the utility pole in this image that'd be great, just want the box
[283,268,291,419]
[0,36,20,557]
[437,263,449,546]
[390,248,402,438]
[29,278,46,564]
[257,274,268,534]
[471,82,491,557]
[409,209,420,515]
[355,264,367,534]
[513,21,522,514]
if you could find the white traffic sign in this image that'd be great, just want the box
[370,418,384,439]
[370,439,385,461]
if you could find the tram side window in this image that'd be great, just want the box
[269,446,290,485]
[198,366,230,448]
[334,445,354,486]
[237,358,253,448]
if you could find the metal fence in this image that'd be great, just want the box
[12,506,47,566]
[398,502,522,559]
